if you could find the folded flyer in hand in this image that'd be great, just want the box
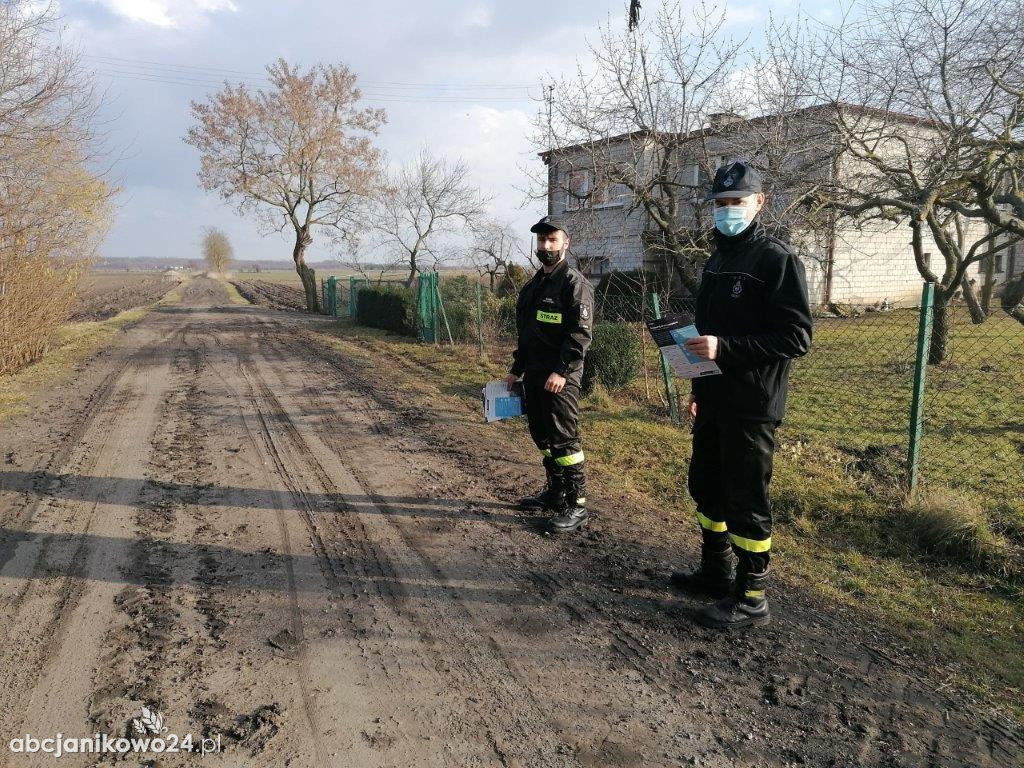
[482,380,524,422]
[645,311,722,379]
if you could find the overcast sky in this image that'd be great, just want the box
[54,0,839,264]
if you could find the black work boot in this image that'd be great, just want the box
[518,457,565,510]
[548,463,589,534]
[670,532,734,598]
[694,567,770,629]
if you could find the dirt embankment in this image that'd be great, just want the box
[0,276,1020,768]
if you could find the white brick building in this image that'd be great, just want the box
[541,109,1021,307]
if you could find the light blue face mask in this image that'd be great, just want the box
[714,205,752,237]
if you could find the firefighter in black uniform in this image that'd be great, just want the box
[671,161,813,629]
[506,215,594,534]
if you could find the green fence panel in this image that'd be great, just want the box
[326,276,338,317]
[417,273,437,343]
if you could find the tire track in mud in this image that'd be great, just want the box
[0,370,133,616]
[86,325,220,751]
[237,361,332,768]
[0,322,182,745]
[206,330,466,765]
[204,319,549,762]
[92,313,322,764]
[0,321,185,603]
[0,381,144,738]
[197,332,334,767]
[242,328,632,767]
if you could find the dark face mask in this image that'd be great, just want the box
[536,248,562,267]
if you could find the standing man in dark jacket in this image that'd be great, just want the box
[671,161,813,629]
[507,215,595,534]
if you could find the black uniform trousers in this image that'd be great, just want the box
[522,370,586,505]
[687,408,778,573]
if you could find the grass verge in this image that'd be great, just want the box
[217,278,251,306]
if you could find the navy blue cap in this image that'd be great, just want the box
[705,160,762,201]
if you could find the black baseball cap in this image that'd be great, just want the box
[530,215,569,235]
[705,160,762,201]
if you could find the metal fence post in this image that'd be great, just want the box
[326,276,337,317]
[431,274,441,344]
[650,293,680,424]
[907,281,935,491]
[434,274,454,345]
[475,282,484,355]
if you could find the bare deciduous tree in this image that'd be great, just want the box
[469,219,529,291]
[0,0,112,375]
[371,150,488,286]
[184,59,385,312]
[201,226,233,274]
[792,0,1024,359]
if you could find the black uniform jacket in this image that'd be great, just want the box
[510,258,594,380]
[692,220,813,421]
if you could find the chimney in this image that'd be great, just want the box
[707,112,744,130]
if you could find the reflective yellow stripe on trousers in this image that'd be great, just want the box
[696,511,727,533]
[554,451,584,466]
[729,532,772,553]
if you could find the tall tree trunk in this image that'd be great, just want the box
[928,289,950,364]
[980,254,996,315]
[292,226,319,313]
[961,278,987,324]
[404,250,418,289]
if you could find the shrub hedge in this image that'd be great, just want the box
[581,322,643,396]
[356,285,418,336]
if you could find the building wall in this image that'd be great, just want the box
[827,218,990,306]
[547,147,649,278]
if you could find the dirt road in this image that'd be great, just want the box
[1,278,1020,767]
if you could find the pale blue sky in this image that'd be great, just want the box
[54,0,844,264]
